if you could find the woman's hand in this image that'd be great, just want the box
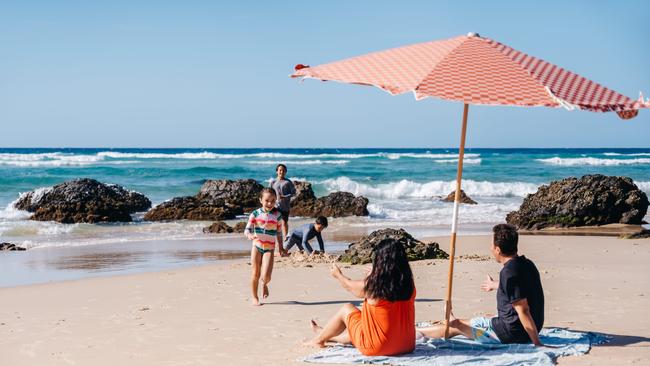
[330,263,343,279]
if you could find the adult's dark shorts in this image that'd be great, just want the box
[278,208,290,222]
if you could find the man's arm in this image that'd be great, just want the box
[512,298,543,346]
[330,264,366,299]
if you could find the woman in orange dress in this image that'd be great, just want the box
[305,240,416,356]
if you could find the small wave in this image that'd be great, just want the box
[250,160,350,166]
[537,157,650,166]
[603,152,650,157]
[0,152,103,167]
[320,177,539,199]
[91,151,483,160]
[383,153,480,160]
[434,158,482,164]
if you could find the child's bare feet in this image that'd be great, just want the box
[262,284,270,299]
[310,319,323,334]
[251,297,261,306]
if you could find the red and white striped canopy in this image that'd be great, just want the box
[292,33,648,119]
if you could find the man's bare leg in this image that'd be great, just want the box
[304,303,358,347]
[417,318,474,339]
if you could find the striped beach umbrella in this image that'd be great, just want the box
[291,32,649,337]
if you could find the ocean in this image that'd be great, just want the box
[1,148,648,286]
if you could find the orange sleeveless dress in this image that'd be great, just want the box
[346,289,416,356]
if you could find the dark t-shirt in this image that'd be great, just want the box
[491,255,544,344]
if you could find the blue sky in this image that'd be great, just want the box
[0,1,648,148]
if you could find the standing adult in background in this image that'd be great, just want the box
[270,163,296,239]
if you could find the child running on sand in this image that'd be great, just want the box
[244,187,286,306]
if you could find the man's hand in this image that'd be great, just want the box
[330,264,343,279]
[481,275,498,292]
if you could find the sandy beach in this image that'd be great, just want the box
[1,234,649,366]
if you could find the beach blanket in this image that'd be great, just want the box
[303,327,607,366]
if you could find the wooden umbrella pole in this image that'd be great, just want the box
[444,103,469,339]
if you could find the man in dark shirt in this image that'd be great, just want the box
[417,224,545,346]
[284,216,328,254]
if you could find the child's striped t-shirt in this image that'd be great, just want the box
[245,207,283,250]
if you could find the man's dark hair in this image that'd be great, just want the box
[315,216,328,227]
[492,223,518,256]
[276,164,287,172]
[364,240,414,302]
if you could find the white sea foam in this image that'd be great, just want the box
[366,201,520,224]
[250,160,350,165]
[384,153,480,160]
[98,151,481,160]
[636,181,650,194]
[434,158,482,164]
[603,152,650,157]
[0,152,103,167]
[537,157,650,166]
[320,177,539,199]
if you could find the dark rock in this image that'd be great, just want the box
[146,178,368,221]
[145,179,262,221]
[14,178,151,224]
[506,174,649,230]
[338,228,448,264]
[291,181,317,205]
[292,190,369,218]
[441,190,477,204]
[0,242,26,251]
[198,179,264,212]
[144,196,242,221]
[203,221,234,234]
[232,221,248,233]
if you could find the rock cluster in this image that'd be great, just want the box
[144,179,263,221]
[338,228,448,264]
[506,174,649,230]
[14,178,151,223]
[202,220,248,234]
[291,182,369,217]
[0,242,26,251]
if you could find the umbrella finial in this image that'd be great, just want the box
[467,32,480,37]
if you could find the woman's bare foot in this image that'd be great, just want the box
[251,297,261,306]
[310,319,323,334]
[262,284,270,299]
[302,337,325,348]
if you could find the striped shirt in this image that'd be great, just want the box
[245,207,283,250]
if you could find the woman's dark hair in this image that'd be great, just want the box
[259,187,277,198]
[364,240,414,302]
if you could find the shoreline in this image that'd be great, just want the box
[1,234,649,365]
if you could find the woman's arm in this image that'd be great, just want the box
[330,264,366,299]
